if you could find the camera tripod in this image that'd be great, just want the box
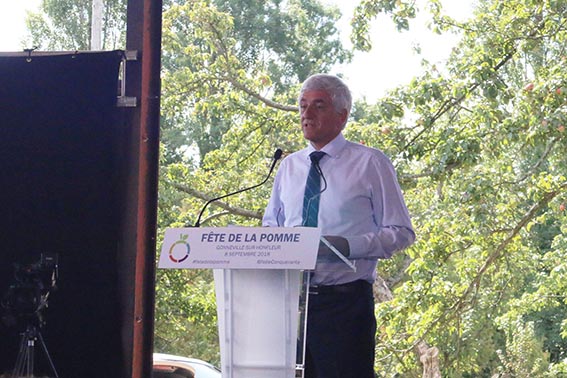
[11,323,59,378]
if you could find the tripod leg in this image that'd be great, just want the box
[11,329,30,378]
[27,338,34,377]
[37,331,60,378]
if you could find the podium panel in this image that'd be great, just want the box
[214,269,300,378]
[159,227,355,378]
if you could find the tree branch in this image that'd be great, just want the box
[166,180,263,223]
[499,137,560,186]
[226,76,298,112]
[450,181,567,314]
[403,19,547,150]
[404,180,567,355]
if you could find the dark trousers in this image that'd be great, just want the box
[305,280,376,378]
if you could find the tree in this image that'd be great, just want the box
[211,0,350,88]
[160,0,350,161]
[24,0,126,50]
[347,0,567,375]
[157,0,351,363]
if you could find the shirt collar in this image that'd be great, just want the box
[306,133,347,159]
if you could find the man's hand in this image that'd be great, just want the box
[318,235,350,258]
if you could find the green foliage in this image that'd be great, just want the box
[160,0,349,160]
[157,0,351,364]
[25,0,126,50]
[494,321,549,377]
[211,0,351,87]
[154,269,220,364]
[356,0,567,375]
[351,0,418,50]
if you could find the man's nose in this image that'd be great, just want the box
[302,104,315,117]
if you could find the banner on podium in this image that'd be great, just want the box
[158,226,321,270]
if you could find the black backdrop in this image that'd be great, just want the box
[0,51,125,378]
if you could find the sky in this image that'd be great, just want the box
[0,1,40,50]
[0,0,474,101]
[326,1,475,100]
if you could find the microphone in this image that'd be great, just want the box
[194,148,283,227]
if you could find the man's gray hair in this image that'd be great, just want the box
[299,74,353,117]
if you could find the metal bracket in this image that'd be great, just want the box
[117,50,139,107]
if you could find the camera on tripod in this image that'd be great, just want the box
[1,254,60,378]
[1,254,58,328]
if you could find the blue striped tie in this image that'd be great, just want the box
[302,151,326,227]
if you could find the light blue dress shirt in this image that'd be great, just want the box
[262,133,415,285]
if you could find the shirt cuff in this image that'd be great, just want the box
[344,235,378,259]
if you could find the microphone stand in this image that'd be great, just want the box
[193,148,283,227]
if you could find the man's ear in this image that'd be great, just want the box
[339,109,349,126]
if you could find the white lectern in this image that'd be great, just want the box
[159,226,323,378]
[214,268,301,377]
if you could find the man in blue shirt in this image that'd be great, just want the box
[263,74,415,378]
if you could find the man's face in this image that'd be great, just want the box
[299,90,347,150]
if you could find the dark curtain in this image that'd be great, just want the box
[0,51,124,378]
